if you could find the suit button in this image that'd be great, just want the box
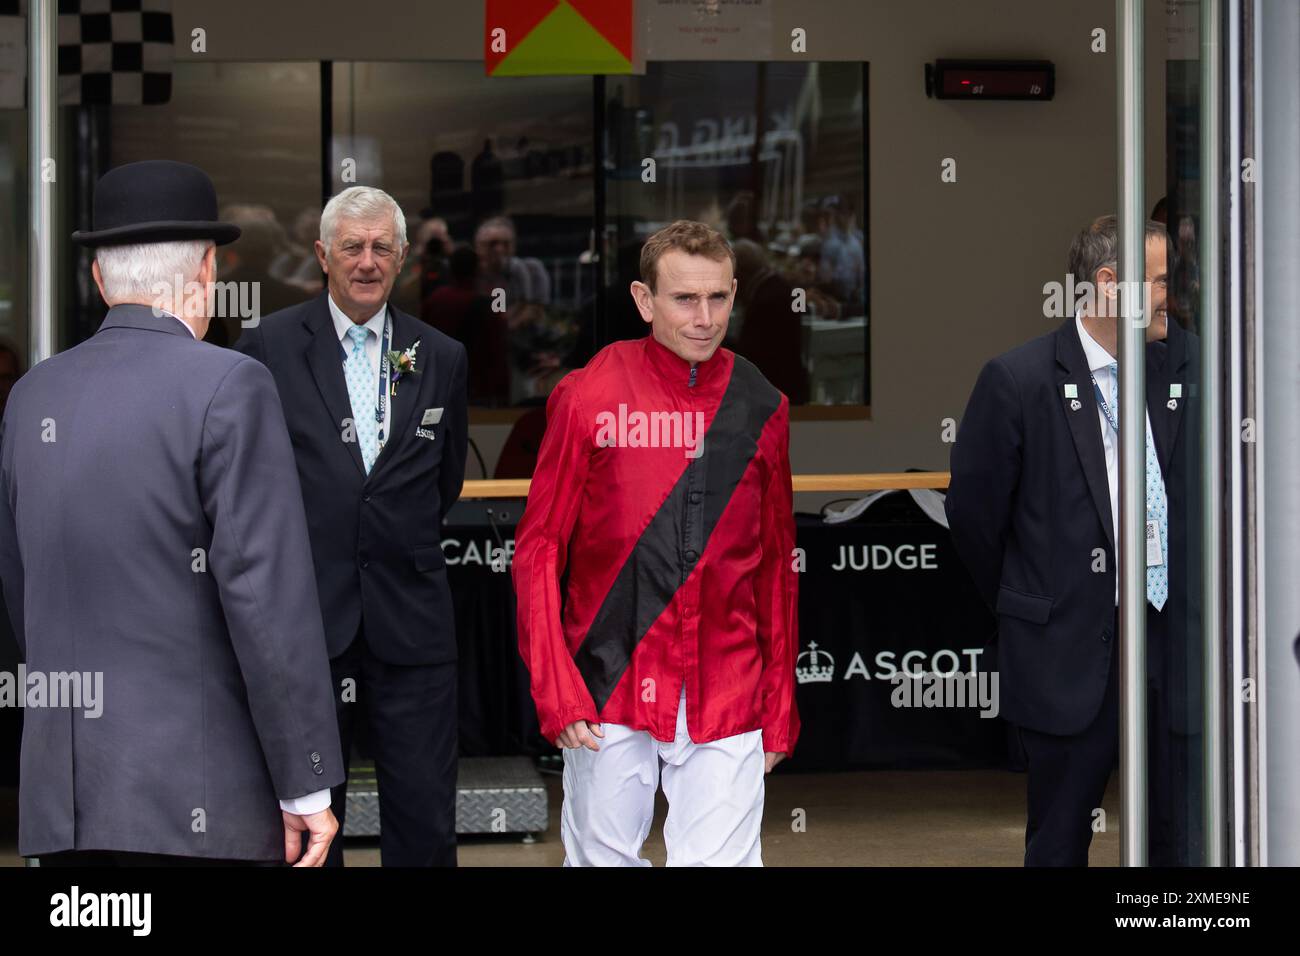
[362,494,371,503]
[310,752,321,763]
[313,764,324,775]
[689,491,702,504]
[1101,630,1112,643]
[361,560,370,569]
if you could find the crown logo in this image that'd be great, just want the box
[795,641,835,684]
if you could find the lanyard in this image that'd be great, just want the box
[1090,374,1118,434]
[1093,372,1160,471]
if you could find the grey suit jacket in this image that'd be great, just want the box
[0,304,343,860]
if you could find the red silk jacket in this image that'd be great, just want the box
[513,335,801,754]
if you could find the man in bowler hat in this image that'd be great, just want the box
[0,160,343,865]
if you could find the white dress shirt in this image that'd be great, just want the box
[1075,314,1155,606]
[162,310,196,339]
[328,294,392,450]
[279,787,333,816]
[166,309,334,816]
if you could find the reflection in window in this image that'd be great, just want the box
[0,110,28,410]
[332,63,595,409]
[604,62,868,407]
[68,60,867,414]
[104,62,322,348]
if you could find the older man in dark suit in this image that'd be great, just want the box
[946,215,1200,866]
[235,186,468,867]
[0,160,343,865]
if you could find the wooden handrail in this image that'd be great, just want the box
[790,472,950,492]
[459,472,950,499]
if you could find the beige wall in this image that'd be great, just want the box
[171,0,1168,485]
[776,0,1166,482]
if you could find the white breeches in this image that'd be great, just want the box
[560,688,765,867]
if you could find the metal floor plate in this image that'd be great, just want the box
[344,755,549,837]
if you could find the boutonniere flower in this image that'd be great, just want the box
[386,340,420,396]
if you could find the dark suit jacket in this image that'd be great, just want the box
[235,293,468,665]
[0,304,343,860]
[945,317,1198,736]
[1147,318,1202,734]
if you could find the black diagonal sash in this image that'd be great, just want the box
[573,358,781,710]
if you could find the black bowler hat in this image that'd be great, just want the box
[71,160,241,247]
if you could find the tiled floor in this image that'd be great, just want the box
[0,769,1121,867]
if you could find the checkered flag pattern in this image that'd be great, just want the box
[57,0,173,105]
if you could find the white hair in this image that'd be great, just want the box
[319,186,407,252]
[96,240,213,303]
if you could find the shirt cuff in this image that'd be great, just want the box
[279,788,333,816]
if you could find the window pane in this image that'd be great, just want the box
[604,62,868,408]
[332,62,595,409]
[97,61,322,347]
[0,110,27,401]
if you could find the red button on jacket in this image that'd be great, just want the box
[512,335,801,754]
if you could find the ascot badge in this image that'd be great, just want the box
[795,641,836,684]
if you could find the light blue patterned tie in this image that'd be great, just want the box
[344,325,379,473]
[1107,362,1168,610]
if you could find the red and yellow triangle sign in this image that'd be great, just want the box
[486,0,633,76]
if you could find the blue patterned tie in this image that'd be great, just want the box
[344,325,379,473]
[1107,362,1168,610]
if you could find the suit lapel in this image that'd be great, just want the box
[303,294,366,480]
[1145,321,1192,476]
[1161,320,1190,464]
[1056,320,1115,552]
[367,306,427,481]
[1145,338,1171,473]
